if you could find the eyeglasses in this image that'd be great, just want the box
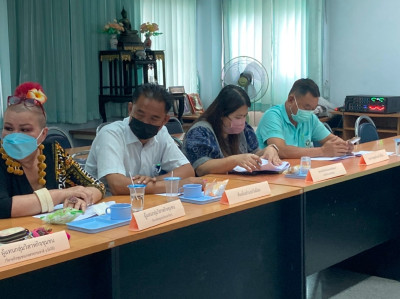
[7,96,46,117]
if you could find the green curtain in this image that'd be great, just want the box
[222,0,323,110]
[306,0,324,94]
[0,0,11,124]
[140,0,197,93]
[6,0,141,124]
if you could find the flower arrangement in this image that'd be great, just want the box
[140,22,163,38]
[103,19,125,35]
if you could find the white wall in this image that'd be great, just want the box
[327,0,400,107]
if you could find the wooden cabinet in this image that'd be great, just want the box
[181,114,201,132]
[98,50,165,122]
[330,111,400,140]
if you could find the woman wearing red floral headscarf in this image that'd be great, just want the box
[0,82,105,218]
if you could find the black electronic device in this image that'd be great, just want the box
[345,95,400,114]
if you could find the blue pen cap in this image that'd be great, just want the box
[163,177,181,181]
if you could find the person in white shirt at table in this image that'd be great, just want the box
[85,83,202,195]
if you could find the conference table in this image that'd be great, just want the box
[206,137,400,291]
[1,137,400,298]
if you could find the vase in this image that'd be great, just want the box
[144,36,152,49]
[109,34,118,50]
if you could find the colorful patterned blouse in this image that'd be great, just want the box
[0,141,105,218]
[183,120,259,171]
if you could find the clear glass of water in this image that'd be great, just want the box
[163,177,181,202]
[128,184,146,213]
[299,156,312,175]
[395,138,400,156]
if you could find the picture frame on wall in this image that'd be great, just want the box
[187,93,204,114]
[183,94,192,115]
[169,85,187,117]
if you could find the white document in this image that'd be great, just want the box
[311,155,355,161]
[354,150,394,156]
[311,151,394,161]
[233,158,290,173]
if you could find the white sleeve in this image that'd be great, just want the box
[85,129,127,180]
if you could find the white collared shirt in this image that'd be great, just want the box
[85,117,189,181]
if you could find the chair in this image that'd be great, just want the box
[171,136,183,150]
[165,117,184,134]
[322,122,333,133]
[313,122,333,147]
[71,150,90,168]
[355,115,379,143]
[45,127,74,148]
[96,122,112,134]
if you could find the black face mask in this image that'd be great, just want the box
[129,117,160,140]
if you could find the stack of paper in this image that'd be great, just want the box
[232,158,290,174]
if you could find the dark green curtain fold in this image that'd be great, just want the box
[7,0,141,124]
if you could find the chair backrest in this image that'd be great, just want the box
[165,117,184,134]
[313,122,333,147]
[355,115,379,143]
[322,122,333,133]
[45,127,74,148]
[171,136,183,150]
[71,150,90,168]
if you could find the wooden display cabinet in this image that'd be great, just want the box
[330,110,400,140]
[98,50,165,122]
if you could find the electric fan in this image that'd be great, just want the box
[221,56,269,105]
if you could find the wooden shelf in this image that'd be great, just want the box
[331,111,400,139]
[330,111,400,117]
[376,129,398,133]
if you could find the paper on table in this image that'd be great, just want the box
[354,150,394,156]
[73,201,115,221]
[311,154,355,161]
[232,158,290,173]
[33,201,116,222]
[310,151,394,161]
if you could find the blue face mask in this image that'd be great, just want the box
[2,129,44,160]
[290,97,314,123]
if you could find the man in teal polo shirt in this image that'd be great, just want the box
[256,78,353,158]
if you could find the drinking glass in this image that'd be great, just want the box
[128,184,146,212]
[164,177,181,202]
[299,156,312,175]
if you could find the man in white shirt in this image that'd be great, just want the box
[86,83,202,195]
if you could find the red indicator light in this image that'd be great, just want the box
[368,105,385,111]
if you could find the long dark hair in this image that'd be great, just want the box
[198,85,251,156]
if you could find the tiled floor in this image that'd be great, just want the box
[307,267,400,299]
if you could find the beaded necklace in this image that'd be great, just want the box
[0,143,47,186]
